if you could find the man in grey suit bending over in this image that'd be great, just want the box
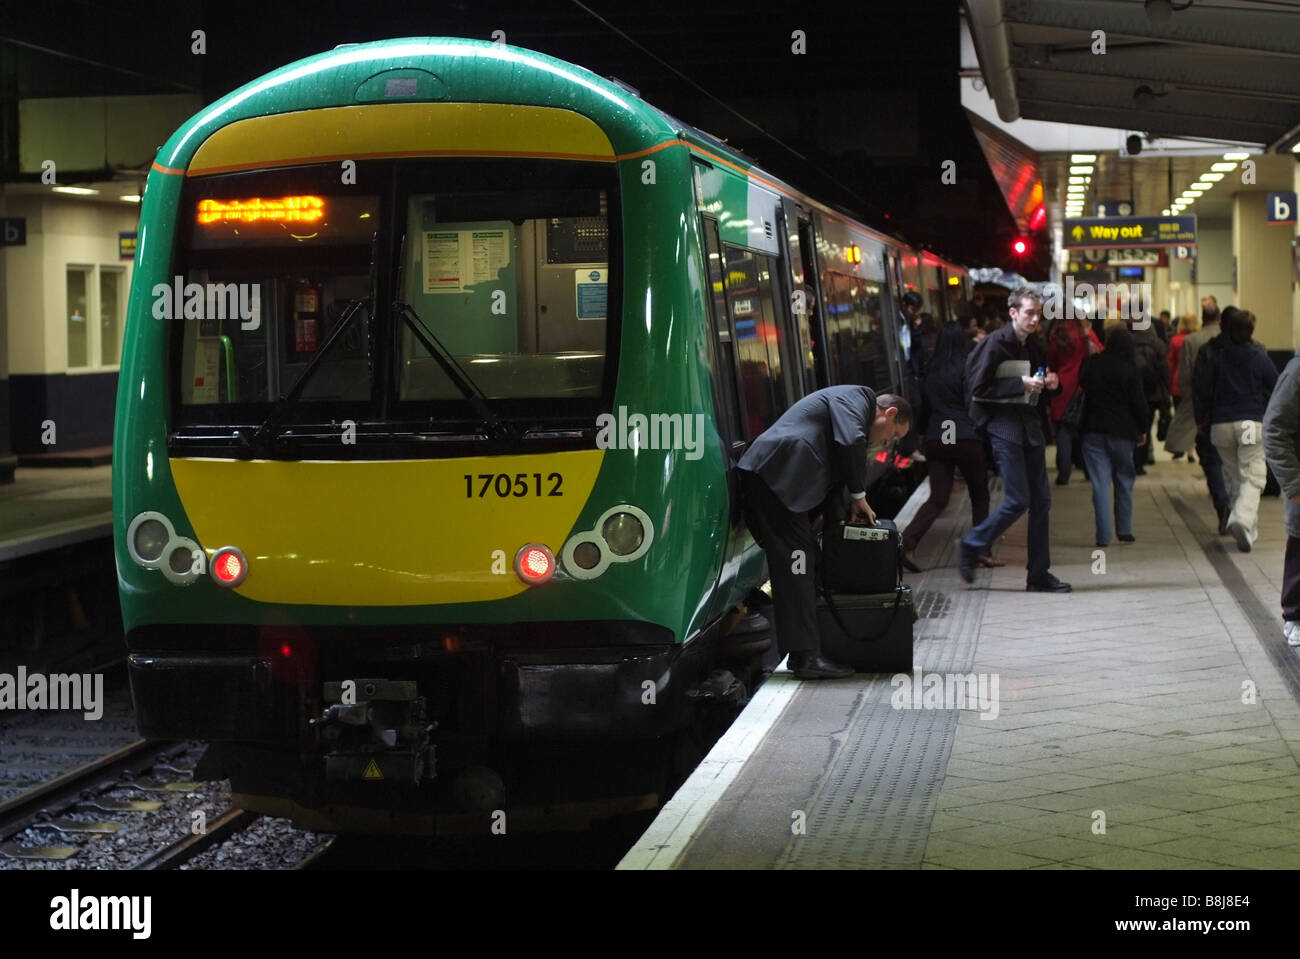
[738,387,912,679]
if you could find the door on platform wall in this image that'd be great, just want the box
[65,264,126,371]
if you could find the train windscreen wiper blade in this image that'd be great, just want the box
[251,295,371,451]
[393,300,514,441]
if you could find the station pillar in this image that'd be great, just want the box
[1231,154,1297,351]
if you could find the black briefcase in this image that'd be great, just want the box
[821,519,902,594]
[816,587,914,673]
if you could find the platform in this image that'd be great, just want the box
[0,465,113,562]
[621,449,1300,870]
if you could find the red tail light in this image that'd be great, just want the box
[209,546,248,587]
[514,544,556,585]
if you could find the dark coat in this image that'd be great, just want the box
[965,323,1058,446]
[923,356,978,443]
[1264,352,1300,539]
[738,385,878,513]
[1078,352,1148,439]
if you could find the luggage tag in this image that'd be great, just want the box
[842,523,891,542]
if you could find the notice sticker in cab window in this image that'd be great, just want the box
[575,268,606,320]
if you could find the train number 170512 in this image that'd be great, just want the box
[464,472,564,498]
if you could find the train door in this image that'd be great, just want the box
[692,161,765,612]
[883,250,909,396]
[780,198,828,394]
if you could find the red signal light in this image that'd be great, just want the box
[1013,238,1028,256]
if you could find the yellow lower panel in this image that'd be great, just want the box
[169,450,604,606]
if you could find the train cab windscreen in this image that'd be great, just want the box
[395,167,614,406]
[169,160,619,431]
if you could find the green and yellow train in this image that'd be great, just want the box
[114,37,969,831]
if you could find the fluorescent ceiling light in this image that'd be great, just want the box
[52,186,99,196]
[1200,172,1224,181]
[1187,186,1207,194]
[120,194,141,203]
[1161,209,1171,216]
[1070,154,1097,162]
[1068,176,1089,185]
[1210,162,1238,172]
[1223,152,1250,161]
[1069,165,1094,175]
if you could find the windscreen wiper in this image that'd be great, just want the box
[248,295,372,452]
[393,300,514,442]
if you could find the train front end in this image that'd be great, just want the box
[113,39,733,831]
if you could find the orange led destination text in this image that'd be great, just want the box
[197,195,325,225]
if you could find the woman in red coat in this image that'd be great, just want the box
[1046,316,1103,484]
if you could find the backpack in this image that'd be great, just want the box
[1132,333,1165,401]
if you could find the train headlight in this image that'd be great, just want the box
[514,544,557,585]
[132,518,169,562]
[561,505,656,580]
[572,541,602,570]
[601,512,644,556]
[168,544,195,574]
[125,511,205,586]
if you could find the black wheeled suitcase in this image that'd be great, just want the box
[816,588,915,673]
[817,517,914,672]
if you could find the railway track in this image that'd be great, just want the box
[0,739,188,861]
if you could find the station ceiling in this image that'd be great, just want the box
[966,0,1300,150]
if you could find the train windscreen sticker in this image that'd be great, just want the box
[422,229,510,294]
[575,268,606,320]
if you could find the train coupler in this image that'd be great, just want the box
[311,678,436,784]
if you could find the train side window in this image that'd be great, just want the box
[722,244,785,442]
[700,219,745,448]
[823,270,887,393]
[783,219,818,395]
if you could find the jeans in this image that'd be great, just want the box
[1055,423,1075,483]
[961,436,1052,581]
[1081,433,1135,545]
[1285,537,1300,622]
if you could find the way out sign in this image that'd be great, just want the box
[1063,215,1196,248]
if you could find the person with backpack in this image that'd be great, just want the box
[1128,314,1170,475]
[1196,310,1278,551]
[1046,314,1102,485]
[1181,298,1231,531]
[901,322,994,571]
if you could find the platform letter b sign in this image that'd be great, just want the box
[1268,192,1297,224]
